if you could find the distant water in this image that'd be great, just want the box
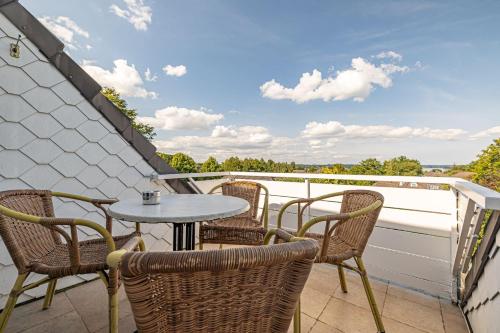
[422,165,451,172]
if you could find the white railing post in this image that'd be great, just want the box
[305,179,311,221]
[462,208,485,273]
[453,197,476,275]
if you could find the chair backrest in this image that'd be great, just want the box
[0,190,60,273]
[335,190,384,255]
[120,239,319,333]
[220,181,262,219]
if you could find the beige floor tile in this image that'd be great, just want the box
[64,280,108,332]
[7,292,75,333]
[21,311,89,333]
[439,299,463,317]
[383,317,427,333]
[304,265,340,296]
[287,313,316,333]
[64,280,131,332]
[95,314,136,333]
[310,320,343,333]
[387,284,440,310]
[301,286,332,318]
[383,294,445,333]
[344,271,388,293]
[319,297,378,332]
[333,278,386,312]
[442,310,468,333]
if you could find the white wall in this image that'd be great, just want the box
[0,12,173,306]
[197,178,455,298]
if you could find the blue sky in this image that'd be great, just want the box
[21,0,500,164]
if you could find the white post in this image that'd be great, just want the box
[305,179,311,221]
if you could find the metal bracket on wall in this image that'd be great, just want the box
[10,34,21,58]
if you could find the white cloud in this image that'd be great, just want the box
[38,16,90,50]
[260,57,408,103]
[154,126,274,153]
[163,64,187,77]
[110,0,152,31]
[138,107,223,130]
[301,121,466,141]
[301,121,345,138]
[211,125,237,138]
[375,51,402,61]
[469,126,500,139]
[144,68,158,82]
[82,59,158,99]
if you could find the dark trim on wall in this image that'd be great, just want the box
[0,1,194,194]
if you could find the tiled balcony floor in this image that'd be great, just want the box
[5,262,468,333]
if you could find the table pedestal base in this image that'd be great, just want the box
[173,222,196,251]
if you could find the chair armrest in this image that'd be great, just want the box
[296,198,382,238]
[51,191,118,205]
[296,213,349,237]
[107,236,145,269]
[52,191,120,234]
[296,199,383,257]
[263,228,308,245]
[276,191,345,229]
[0,203,117,268]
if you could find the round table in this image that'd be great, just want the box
[107,194,250,251]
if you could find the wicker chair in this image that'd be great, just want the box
[107,229,319,333]
[277,190,386,333]
[199,181,269,248]
[0,190,145,333]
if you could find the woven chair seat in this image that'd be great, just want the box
[31,232,140,278]
[200,217,266,246]
[210,216,262,228]
[301,232,358,264]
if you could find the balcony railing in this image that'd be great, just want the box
[153,171,500,305]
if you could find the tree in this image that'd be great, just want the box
[321,164,347,174]
[350,158,384,175]
[157,152,172,165]
[222,157,242,171]
[169,153,198,173]
[383,156,423,176]
[201,156,220,173]
[102,87,156,140]
[470,138,499,191]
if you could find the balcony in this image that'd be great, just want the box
[4,171,499,333]
[6,262,466,333]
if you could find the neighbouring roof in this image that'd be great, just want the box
[0,0,193,194]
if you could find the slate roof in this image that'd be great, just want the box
[0,0,193,194]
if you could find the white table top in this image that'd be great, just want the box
[107,194,250,224]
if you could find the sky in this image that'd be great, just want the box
[21,0,500,164]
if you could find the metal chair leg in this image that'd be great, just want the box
[338,265,348,293]
[0,273,28,333]
[354,257,385,333]
[42,279,57,310]
[109,292,118,333]
[293,299,301,333]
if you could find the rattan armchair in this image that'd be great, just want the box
[277,190,386,333]
[199,181,269,248]
[0,190,145,333]
[107,229,319,333]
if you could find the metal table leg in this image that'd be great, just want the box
[172,222,196,251]
[173,223,184,251]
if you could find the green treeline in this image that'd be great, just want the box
[157,138,499,191]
